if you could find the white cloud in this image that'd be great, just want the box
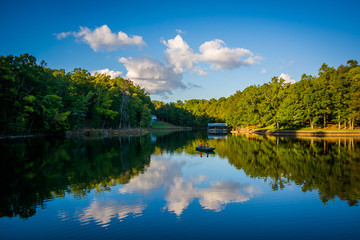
[162,35,198,74]
[56,28,261,97]
[261,68,267,74]
[119,56,185,97]
[279,73,296,84]
[56,30,261,97]
[162,35,260,73]
[192,66,208,76]
[121,35,259,97]
[55,25,146,51]
[198,39,260,69]
[75,25,146,51]
[54,31,72,40]
[91,68,123,79]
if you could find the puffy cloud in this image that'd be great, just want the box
[55,25,145,51]
[162,35,260,73]
[279,73,296,84]
[91,68,123,79]
[119,35,259,97]
[119,56,185,97]
[56,29,261,97]
[198,39,260,69]
[162,35,198,74]
[75,25,146,51]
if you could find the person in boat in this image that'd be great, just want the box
[199,140,203,148]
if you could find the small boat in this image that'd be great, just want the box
[195,147,215,152]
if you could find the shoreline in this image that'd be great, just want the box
[4,128,360,140]
[0,128,151,140]
[65,128,151,137]
[0,127,192,140]
[231,129,360,137]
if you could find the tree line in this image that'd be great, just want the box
[1,54,359,134]
[154,60,360,129]
[0,54,152,134]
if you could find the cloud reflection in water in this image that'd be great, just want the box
[120,156,257,216]
[166,179,253,215]
[79,199,147,227]
[77,155,259,226]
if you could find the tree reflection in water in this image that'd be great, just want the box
[1,132,360,220]
[0,136,153,218]
[198,134,360,206]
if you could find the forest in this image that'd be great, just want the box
[154,60,360,130]
[1,54,360,135]
[0,54,152,134]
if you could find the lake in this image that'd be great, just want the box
[1,131,360,239]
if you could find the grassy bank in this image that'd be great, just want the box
[151,121,190,130]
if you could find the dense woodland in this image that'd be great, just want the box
[154,60,360,130]
[0,54,152,134]
[1,54,360,135]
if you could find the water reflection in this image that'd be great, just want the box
[119,156,255,216]
[79,199,146,227]
[1,131,360,222]
[165,179,253,214]
[220,135,360,206]
[0,136,153,218]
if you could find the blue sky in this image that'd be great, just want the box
[1,0,359,102]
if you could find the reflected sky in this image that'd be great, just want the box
[76,152,261,226]
[79,199,147,227]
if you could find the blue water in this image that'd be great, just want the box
[1,132,360,239]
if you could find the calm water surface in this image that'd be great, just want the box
[1,131,360,239]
